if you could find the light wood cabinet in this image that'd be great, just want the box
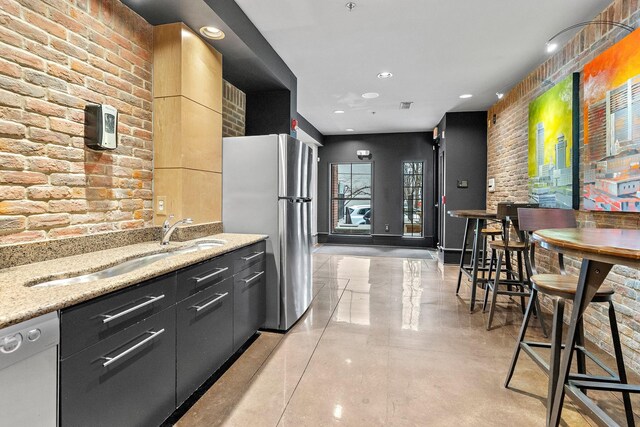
[153,23,223,114]
[154,168,221,224]
[154,97,222,172]
[153,23,223,225]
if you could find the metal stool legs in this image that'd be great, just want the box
[505,297,635,427]
[456,218,471,295]
[547,298,565,419]
[609,302,635,426]
[483,248,531,331]
[504,288,538,388]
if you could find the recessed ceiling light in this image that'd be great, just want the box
[377,72,393,79]
[361,92,379,99]
[459,94,473,99]
[546,42,558,53]
[199,26,225,40]
[334,110,345,114]
[346,128,355,132]
[496,92,504,99]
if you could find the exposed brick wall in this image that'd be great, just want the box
[0,0,153,245]
[487,1,640,371]
[222,80,245,137]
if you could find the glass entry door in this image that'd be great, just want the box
[330,163,372,235]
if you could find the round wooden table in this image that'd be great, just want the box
[532,228,640,427]
[448,210,498,311]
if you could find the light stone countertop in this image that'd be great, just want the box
[0,233,267,329]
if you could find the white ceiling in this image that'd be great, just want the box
[233,0,611,135]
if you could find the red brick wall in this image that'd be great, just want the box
[222,80,245,137]
[487,1,640,371]
[0,0,153,244]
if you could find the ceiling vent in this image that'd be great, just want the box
[399,101,413,110]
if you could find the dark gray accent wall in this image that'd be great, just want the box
[436,111,488,263]
[318,132,435,247]
[246,90,291,136]
[296,114,324,145]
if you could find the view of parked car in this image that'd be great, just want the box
[344,205,371,225]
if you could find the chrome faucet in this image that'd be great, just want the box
[161,215,193,245]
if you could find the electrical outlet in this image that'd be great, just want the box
[385,224,390,232]
[156,196,167,215]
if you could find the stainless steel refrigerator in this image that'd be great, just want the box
[222,134,313,331]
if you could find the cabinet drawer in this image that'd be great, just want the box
[60,307,176,427]
[177,254,232,301]
[233,262,266,350]
[60,273,176,359]
[232,241,266,274]
[176,277,234,406]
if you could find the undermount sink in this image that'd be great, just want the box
[31,239,227,288]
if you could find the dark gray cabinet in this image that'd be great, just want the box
[233,259,266,350]
[59,239,267,427]
[176,277,234,406]
[176,253,232,301]
[60,273,176,359]
[232,241,266,274]
[60,307,176,427]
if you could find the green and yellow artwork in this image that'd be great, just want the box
[528,74,577,209]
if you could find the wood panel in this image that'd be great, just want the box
[154,169,221,225]
[154,168,183,223]
[153,97,182,169]
[154,97,222,172]
[182,99,221,172]
[153,23,182,99]
[182,169,221,223]
[181,27,223,113]
[153,22,223,224]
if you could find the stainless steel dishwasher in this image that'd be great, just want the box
[0,312,59,426]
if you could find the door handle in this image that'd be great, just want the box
[193,267,229,283]
[241,271,265,284]
[101,329,165,367]
[241,251,264,261]
[190,292,229,312]
[100,295,165,324]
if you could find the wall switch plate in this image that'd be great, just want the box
[385,224,390,232]
[156,196,167,215]
[457,180,468,188]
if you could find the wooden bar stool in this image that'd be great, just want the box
[504,208,634,426]
[483,202,539,331]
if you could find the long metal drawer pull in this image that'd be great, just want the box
[240,251,265,261]
[190,292,229,312]
[101,294,165,324]
[102,329,165,367]
[242,271,265,284]
[194,267,229,283]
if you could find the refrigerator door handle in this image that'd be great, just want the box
[279,197,312,203]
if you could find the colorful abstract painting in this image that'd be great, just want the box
[583,28,640,212]
[528,74,578,209]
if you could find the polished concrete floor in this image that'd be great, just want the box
[176,252,640,426]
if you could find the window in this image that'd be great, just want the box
[330,163,372,235]
[403,161,423,237]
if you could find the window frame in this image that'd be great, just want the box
[329,161,374,236]
[402,160,424,238]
